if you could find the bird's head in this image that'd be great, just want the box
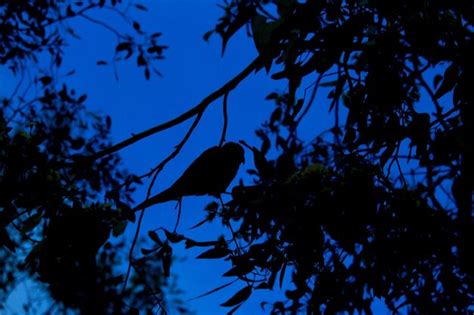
[223,142,245,164]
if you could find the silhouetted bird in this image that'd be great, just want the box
[134,142,245,211]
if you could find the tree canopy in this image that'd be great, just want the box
[0,0,473,314]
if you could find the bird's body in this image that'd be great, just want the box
[134,142,244,211]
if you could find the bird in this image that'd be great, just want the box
[134,142,245,211]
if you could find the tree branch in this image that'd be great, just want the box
[89,56,262,161]
[123,111,203,295]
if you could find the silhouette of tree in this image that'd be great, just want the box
[1,0,473,314]
[0,1,186,314]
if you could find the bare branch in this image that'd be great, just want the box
[123,111,203,295]
[89,56,262,161]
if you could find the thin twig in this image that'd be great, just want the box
[219,92,229,146]
[138,111,204,210]
[173,198,182,233]
[395,157,407,187]
[18,4,96,32]
[123,112,203,294]
[79,13,125,39]
[295,72,324,126]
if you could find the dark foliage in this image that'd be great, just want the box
[1,0,473,314]
[169,0,471,313]
[0,1,186,314]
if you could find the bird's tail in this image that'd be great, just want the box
[133,188,179,211]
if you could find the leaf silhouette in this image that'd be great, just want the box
[197,246,230,259]
[188,279,238,301]
[220,286,252,307]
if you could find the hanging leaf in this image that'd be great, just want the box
[148,231,162,245]
[220,286,252,307]
[197,246,231,259]
[115,42,133,59]
[188,279,238,301]
[164,229,185,243]
[227,303,243,315]
[134,4,147,11]
[223,262,254,277]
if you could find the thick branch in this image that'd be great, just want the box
[90,56,262,161]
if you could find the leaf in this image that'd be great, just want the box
[185,239,219,249]
[188,279,238,301]
[137,54,146,67]
[190,217,210,230]
[134,4,147,11]
[115,42,133,59]
[148,231,162,245]
[106,115,112,129]
[77,94,87,103]
[116,42,130,52]
[220,286,252,307]
[203,30,214,42]
[147,45,165,54]
[133,21,142,33]
[144,67,150,80]
[223,262,254,277]
[66,5,75,16]
[270,108,282,125]
[39,76,52,86]
[197,246,230,259]
[227,303,243,315]
[164,229,185,243]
